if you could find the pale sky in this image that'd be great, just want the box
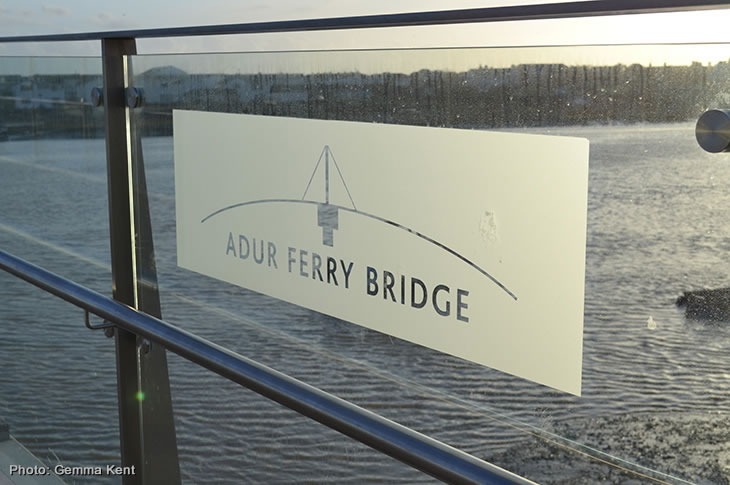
[2,1,730,74]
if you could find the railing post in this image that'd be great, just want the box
[102,37,181,484]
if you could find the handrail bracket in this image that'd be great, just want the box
[84,310,116,337]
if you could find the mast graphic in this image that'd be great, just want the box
[302,145,357,247]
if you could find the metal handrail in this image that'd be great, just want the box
[0,0,727,43]
[0,248,535,485]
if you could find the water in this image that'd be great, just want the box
[1,122,729,483]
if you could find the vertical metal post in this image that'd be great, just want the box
[102,37,181,484]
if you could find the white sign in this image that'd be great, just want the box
[174,110,588,396]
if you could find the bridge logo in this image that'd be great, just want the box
[200,144,517,301]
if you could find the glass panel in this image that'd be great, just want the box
[130,43,730,483]
[168,354,428,483]
[0,57,121,481]
[0,57,108,280]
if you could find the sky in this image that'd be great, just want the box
[3,1,730,74]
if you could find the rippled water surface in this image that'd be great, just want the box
[1,122,729,484]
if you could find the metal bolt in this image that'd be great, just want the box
[696,109,730,153]
[90,87,103,107]
[139,338,151,355]
[126,86,145,109]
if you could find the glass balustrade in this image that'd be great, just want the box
[129,44,730,483]
[1,36,730,483]
[0,56,122,483]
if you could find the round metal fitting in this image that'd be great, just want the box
[696,109,730,153]
[90,87,103,107]
[126,87,145,109]
[139,338,151,354]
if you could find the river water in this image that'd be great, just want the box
[1,121,729,484]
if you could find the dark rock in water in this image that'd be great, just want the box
[676,287,730,321]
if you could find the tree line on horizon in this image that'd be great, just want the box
[168,61,724,130]
[3,60,730,139]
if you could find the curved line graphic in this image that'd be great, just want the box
[201,199,517,301]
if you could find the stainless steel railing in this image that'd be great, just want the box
[0,248,534,484]
[0,0,725,43]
